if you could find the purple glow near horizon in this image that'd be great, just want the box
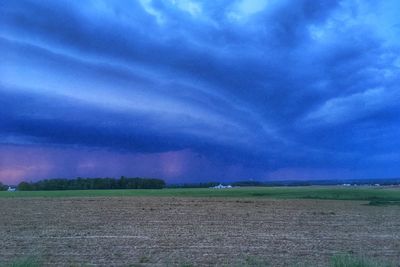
[0,144,360,184]
[0,145,259,184]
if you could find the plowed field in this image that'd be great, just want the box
[1,197,399,266]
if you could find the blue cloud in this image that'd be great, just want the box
[1,0,400,181]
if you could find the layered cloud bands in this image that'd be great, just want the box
[1,0,400,183]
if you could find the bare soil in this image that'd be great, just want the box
[0,197,399,266]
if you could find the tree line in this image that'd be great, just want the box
[17,177,166,191]
[0,182,7,191]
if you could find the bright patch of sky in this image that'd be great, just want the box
[227,0,270,21]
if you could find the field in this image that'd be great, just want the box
[1,186,400,201]
[0,187,399,266]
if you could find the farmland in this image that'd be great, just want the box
[0,187,399,266]
[1,186,400,201]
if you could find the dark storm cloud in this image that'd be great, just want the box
[0,85,273,170]
[1,0,400,181]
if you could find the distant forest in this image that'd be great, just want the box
[0,182,7,191]
[2,178,400,191]
[16,177,166,191]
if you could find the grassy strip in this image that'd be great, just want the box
[1,254,395,267]
[0,187,399,202]
[330,254,395,267]
[0,257,41,267]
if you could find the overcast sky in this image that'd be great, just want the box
[1,0,400,184]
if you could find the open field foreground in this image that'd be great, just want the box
[0,196,399,266]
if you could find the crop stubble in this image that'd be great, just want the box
[0,197,399,266]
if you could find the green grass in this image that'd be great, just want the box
[1,254,396,267]
[330,254,395,267]
[0,186,399,201]
[0,257,41,267]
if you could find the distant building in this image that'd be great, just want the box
[211,184,232,189]
[7,187,16,192]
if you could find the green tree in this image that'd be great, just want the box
[18,181,34,191]
[0,182,8,191]
[15,177,166,191]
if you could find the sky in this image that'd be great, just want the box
[1,0,400,184]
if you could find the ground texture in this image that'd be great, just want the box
[0,197,399,266]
